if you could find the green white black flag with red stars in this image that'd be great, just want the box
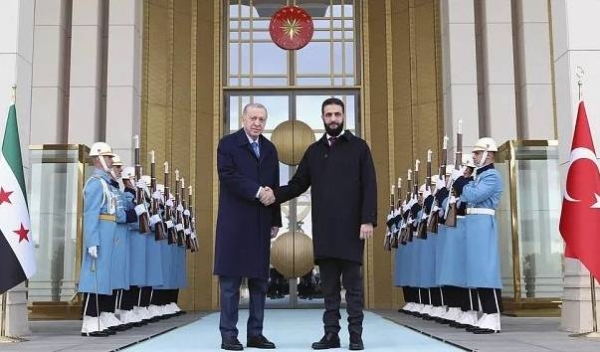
[0,103,36,295]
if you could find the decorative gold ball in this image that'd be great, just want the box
[270,232,314,278]
[270,120,315,165]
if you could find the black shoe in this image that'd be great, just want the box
[247,334,276,349]
[311,332,340,350]
[472,328,500,334]
[349,334,364,350]
[221,337,244,351]
[81,331,110,337]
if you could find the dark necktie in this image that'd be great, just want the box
[328,136,337,147]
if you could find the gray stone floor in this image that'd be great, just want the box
[376,309,600,352]
[2,310,600,351]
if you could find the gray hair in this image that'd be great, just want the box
[242,103,268,118]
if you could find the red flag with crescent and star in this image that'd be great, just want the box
[0,102,36,295]
[559,101,600,280]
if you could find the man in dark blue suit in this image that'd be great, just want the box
[214,103,282,350]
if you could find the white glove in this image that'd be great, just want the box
[177,204,184,212]
[450,169,462,182]
[150,214,162,226]
[448,195,457,204]
[407,198,417,208]
[165,199,174,207]
[402,204,410,213]
[88,246,98,258]
[435,177,446,191]
[184,209,191,216]
[134,203,148,216]
[136,179,147,189]
[423,189,432,199]
[152,190,162,200]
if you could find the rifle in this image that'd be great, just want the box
[384,185,394,251]
[133,135,151,234]
[417,151,432,239]
[410,164,420,240]
[149,151,167,241]
[390,178,402,249]
[174,170,185,247]
[428,136,448,233]
[445,123,462,227]
[163,162,178,244]
[180,178,192,250]
[188,186,199,252]
[399,169,413,244]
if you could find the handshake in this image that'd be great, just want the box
[258,186,276,206]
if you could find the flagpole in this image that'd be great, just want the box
[570,66,600,338]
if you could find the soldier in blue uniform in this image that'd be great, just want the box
[79,142,118,337]
[458,137,503,334]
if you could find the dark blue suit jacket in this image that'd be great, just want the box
[214,129,282,279]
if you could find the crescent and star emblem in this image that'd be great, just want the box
[564,146,600,208]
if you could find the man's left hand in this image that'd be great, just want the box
[360,223,374,240]
[271,226,279,238]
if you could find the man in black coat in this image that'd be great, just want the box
[214,103,281,351]
[266,97,377,350]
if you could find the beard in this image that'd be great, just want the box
[324,121,344,137]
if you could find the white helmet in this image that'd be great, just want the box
[472,137,498,152]
[121,166,136,180]
[112,154,124,166]
[156,184,165,193]
[418,184,426,193]
[462,155,476,168]
[89,142,115,157]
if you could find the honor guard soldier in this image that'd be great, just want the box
[79,142,119,337]
[458,137,503,334]
[439,156,479,329]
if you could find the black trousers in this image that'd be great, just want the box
[83,293,113,317]
[478,288,503,314]
[319,258,364,336]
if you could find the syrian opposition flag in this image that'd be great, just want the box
[0,103,36,295]
[559,101,600,280]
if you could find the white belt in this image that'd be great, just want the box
[466,208,495,216]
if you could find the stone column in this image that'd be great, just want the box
[31,0,71,144]
[512,0,555,139]
[67,0,105,145]
[0,0,35,337]
[105,0,143,166]
[440,0,480,151]
[552,0,600,333]
[478,0,518,142]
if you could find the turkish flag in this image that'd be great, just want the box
[559,101,600,280]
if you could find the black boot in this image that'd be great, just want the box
[349,333,364,350]
[311,332,340,350]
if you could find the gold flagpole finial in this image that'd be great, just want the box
[576,66,585,100]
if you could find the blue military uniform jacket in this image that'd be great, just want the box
[79,169,122,295]
[460,164,503,289]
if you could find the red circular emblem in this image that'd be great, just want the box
[269,6,314,50]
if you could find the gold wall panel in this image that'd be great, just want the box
[141,0,443,311]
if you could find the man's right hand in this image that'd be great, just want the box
[88,246,98,258]
[259,186,275,206]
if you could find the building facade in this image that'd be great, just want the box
[1,0,599,336]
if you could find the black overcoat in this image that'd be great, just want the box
[275,130,377,264]
[213,129,282,279]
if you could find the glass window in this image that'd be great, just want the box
[226,0,358,88]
